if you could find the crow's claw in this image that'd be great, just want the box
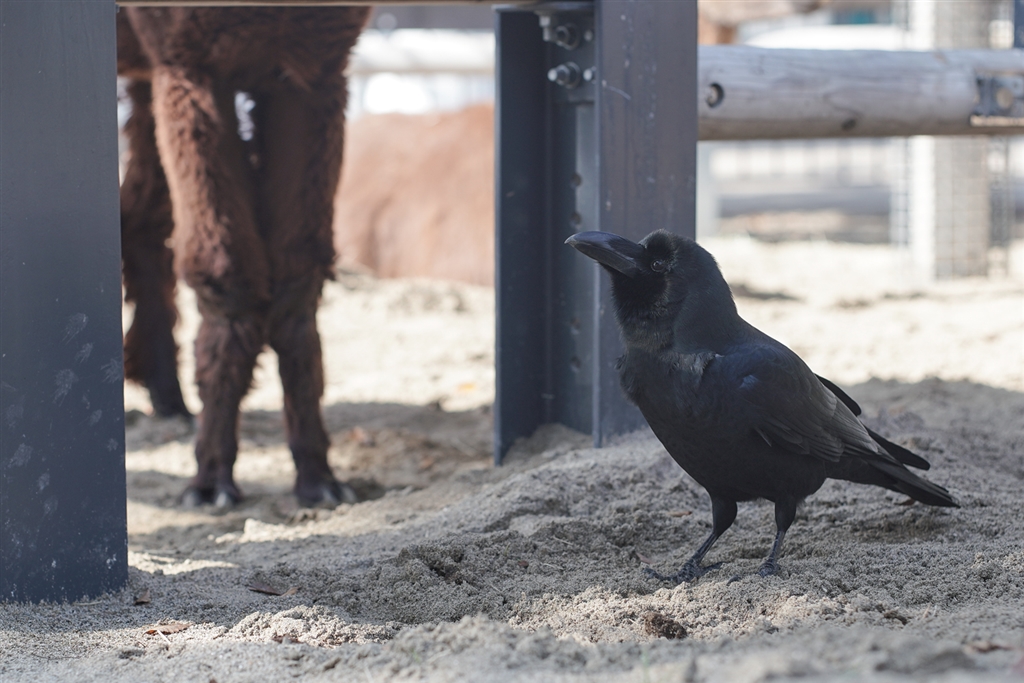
[644,560,723,584]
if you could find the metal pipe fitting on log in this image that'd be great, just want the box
[698,46,1024,140]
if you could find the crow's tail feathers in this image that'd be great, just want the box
[868,460,959,508]
[817,375,936,473]
[867,428,931,470]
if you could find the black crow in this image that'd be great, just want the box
[566,230,958,582]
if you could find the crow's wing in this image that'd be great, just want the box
[816,373,931,470]
[815,375,861,415]
[716,343,881,464]
[700,341,957,506]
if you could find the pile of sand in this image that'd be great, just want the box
[2,237,1022,682]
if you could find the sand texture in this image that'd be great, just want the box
[2,238,1023,682]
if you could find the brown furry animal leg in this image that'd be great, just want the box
[149,64,271,506]
[120,80,191,419]
[190,313,264,506]
[256,83,353,506]
[269,303,350,505]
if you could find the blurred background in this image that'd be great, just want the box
[117,0,1024,285]
[330,0,1023,285]
[119,0,1024,414]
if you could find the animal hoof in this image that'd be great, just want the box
[295,479,357,508]
[180,483,241,508]
[757,559,782,578]
[214,489,240,509]
[180,488,206,508]
[337,482,359,505]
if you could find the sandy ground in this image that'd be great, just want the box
[2,237,1023,682]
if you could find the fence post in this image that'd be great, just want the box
[905,0,993,278]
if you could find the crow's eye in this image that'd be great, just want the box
[650,259,667,273]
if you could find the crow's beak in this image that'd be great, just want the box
[565,231,644,278]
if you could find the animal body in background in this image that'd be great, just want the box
[117,7,369,506]
[566,230,958,581]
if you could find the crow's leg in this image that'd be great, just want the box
[148,64,270,508]
[758,497,798,577]
[647,496,737,584]
[252,79,355,507]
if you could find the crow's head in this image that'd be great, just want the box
[565,230,738,351]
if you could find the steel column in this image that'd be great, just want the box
[495,0,697,460]
[1,0,127,602]
[594,0,697,445]
[1016,0,1024,49]
[495,8,550,462]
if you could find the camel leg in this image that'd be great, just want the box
[120,79,191,419]
[190,311,264,506]
[253,80,354,506]
[268,293,347,506]
[149,65,270,506]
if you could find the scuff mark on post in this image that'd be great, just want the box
[63,314,88,343]
[6,400,24,431]
[75,343,93,363]
[7,443,33,469]
[102,359,123,384]
[53,369,78,405]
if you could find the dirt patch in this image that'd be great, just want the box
[2,238,1022,682]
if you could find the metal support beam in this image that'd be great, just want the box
[1016,0,1024,49]
[1,0,127,602]
[495,0,696,460]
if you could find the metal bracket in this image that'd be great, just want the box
[971,74,1024,127]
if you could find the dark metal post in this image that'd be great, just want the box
[494,8,550,462]
[1,0,127,602]
[1015,0,1024,48]
[593,0,697,444]
[495,0,697,460]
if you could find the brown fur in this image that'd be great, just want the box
[117,7,368,505]
[119,76,189,418]
[333,106,495,286]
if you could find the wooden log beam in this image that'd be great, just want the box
[699,46,1024,139]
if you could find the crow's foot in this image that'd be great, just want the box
[757,558,782,578]
[644,559,723,584]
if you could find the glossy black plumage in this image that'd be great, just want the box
[566,229,958,582]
